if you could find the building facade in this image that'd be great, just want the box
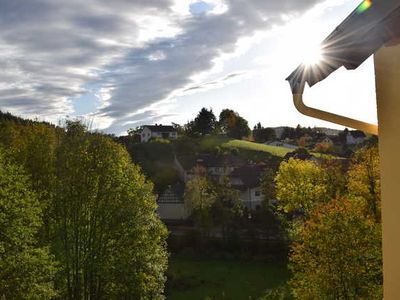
[140,125,177,142]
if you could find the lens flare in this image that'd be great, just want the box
[356,0,372,14]
[302,46,323,66]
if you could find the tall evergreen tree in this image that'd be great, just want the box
[193,107,217,136]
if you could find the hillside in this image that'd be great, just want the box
[122,135,291,194]
[199,135,292,158]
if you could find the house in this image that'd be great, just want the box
[157,182,187,220]
[175,154,275,210]
[174,154,246,183]
[140,124,177,142]
[230,165,267,209]
[286,0,400,296]
[313,127,341,136]
[346,130,366,145]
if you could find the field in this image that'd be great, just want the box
[166,256,290,300]
[199,135,292,158]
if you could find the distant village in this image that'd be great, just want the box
[119,111,373,223]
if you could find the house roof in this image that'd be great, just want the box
[143,125,176,132]
[348,130,366,138]
[230,165,267,189]
[157,181,185,203]
[287,0,400,93]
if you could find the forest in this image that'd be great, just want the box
[0,114,167,299]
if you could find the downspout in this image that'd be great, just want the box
[292,81,378,135]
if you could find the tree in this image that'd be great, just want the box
[313,141,334,153]
[184,166,216,237]
[219,109,250,139]
[171,122,185,135]
[127,126,142,136]
[54,121,168,299]
[290,198,382,299]
[297,134,312,147]
[219,109,236,134]
[253,123,276,143]
[193,107,217,136]
[275,158,329,215]
[260,169,276,204]
[281,127,296,140]
[273,148,382,299]
[6,123,59,243]
[347,145,381,222]
[0,116,169,298]
[0,148,57,299]
[212,176,243,240]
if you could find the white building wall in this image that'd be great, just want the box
[140,127,152,142]
[141,127,178,142]
[240,187,263,210]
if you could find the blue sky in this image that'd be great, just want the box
[0,0,377,134]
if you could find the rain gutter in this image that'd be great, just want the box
[292,81,378,135]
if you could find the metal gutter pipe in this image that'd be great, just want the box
[292,83,378,135]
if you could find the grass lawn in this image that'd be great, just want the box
[166,256,290,300]
[223,140,292,158]
[198,135,342,160]
[199,135,292,158]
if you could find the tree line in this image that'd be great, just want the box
[0,116,168,299]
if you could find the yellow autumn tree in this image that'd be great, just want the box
[290,198,382,299]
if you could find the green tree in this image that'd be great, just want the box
[127,126,142,136]
[54,121,168,299]
[0,122,61,244]
[0,148,57,299]
[261,169,276,204]
[290,198,382,299]
[0,116,169,298]
[184,166,216,237]
[193,107,217,136]
[253,123,276,143]
[219,109,250,139]
[212,176,243,241]
[275,158,329,215]
[347,145,381,222]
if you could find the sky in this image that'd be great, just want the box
[0,0,377,135]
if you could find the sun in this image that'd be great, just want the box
[283,18,325,67]
[301,43,323,66]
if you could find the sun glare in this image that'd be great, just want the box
[283,18,325,67]
[302,45,323,66]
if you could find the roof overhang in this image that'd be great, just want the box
[287,0,400,94]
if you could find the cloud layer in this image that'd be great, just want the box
[0,0,321,133]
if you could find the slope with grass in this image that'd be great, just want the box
[199,135,292,158]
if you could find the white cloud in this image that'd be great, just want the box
[0,0,325,133]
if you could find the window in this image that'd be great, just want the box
[255,191,261,197]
